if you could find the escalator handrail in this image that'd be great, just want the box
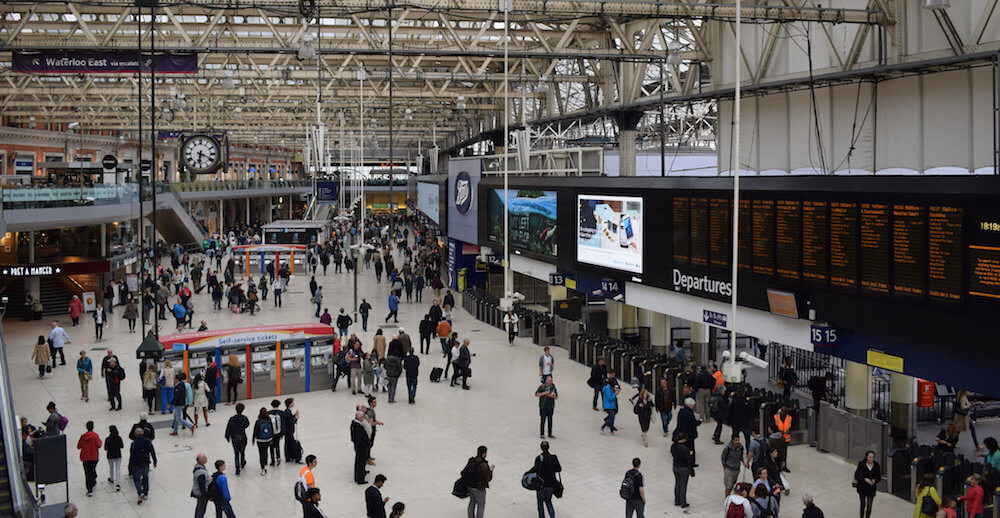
[0,324,35,517]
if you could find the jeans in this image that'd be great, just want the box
[339,327,349,337]
[673,466,690,505]
[468,488,486,518]
[231,436,247,473]
[659,410,672,434]
[315,303,322,317]
[108,457,121,486]
[859,494,874,518]
[603,409,618,431]
[83,460,98,493]
[713,417,725,441]
[540,407,554,436]
[172,405,193,432]
[536,487,555,518]
[131,465,149,496]
[406,377,418,402]
[160,386,174,414]
[361,314,369,331]
[625,499,644,518]
[227,380,239,403]
[207,385,217,411]
[387,376,400,402]
[440,338,449,351]
[214,500,236,518]
[273,290,282,307]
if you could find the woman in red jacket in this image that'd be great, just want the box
[76,420,102,497]
[68,295,84,326]
[959,473,984,518]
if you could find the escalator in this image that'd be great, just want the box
[0,416,13,517]
[0,326,35,517]
[149,188,207,245]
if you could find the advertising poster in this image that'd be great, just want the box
[577,195,643,273]
[487,189,558,257]
[417,182,440,224]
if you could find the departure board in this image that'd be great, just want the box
[709,198,731,269]
[802,201,829,284]
[690,198,710,266]
[739,199,752,270]
[673,197,690,265]
[752,199,776,276]
[928,206,963,302]
[969,246,1000,300]
[776,200,801,280]
[860,203,890,295]
[830,202,858,290]
[892,204,925,297]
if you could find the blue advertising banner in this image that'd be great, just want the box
[316,181,339,203]
[13,51,197,74]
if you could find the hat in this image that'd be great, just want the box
[398,327,404,332]
[733,482,752,494]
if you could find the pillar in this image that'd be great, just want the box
[246,198,250,225]
[621,303,637,329]
[219,199,224,234]
[891,373,917,439]
[606,300,622,339]
[638,309,670,354]
[689,321,710,365]
[845,360,873,418]
[26,231,39,302]
[613,111,643,177]
[547,285,566,315]
[268,197,273,223]
[100,223,107,258]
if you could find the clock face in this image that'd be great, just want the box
[182,135,222,174]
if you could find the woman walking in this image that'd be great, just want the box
[104,425,123,491]
[634,388,653,447]
[31,336,50,379]
[192,374,210,427]
[76,351,92,401]
[93,303,107,341]
[141,364,158,413]
[159,360,175,414]
[224,403,250,476]
[502,310,519,345]
[225,355,242,405]
[854,450,881,518]
[123,299,138,333]
[954,390,972,445]
[914,472,941,518]
[252,407,273,476]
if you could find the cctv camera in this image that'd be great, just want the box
[738,351,769,370]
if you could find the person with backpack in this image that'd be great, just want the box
[252,407,274,476]
[722,435,746,497]
[224,403,250,476]
[192,453,211,518]
[266,399,285,467]
[170,373,195,436]
[914,472,941,518]
[462,445,493,518]
[127,427,157,505]
[301,487,326,518]
[621,457,645,518]
[712,385,730,445]
[724,482,754,518]
[532,441,561,518]
[336,308,352,337]
[208,459,236,518]
[295,455,318,508]
[45,401,66,436]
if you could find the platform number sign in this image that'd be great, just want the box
[810,324,838,346]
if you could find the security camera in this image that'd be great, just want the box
[739,351,769,370]
[612,294,624,302]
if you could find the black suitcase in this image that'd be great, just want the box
[287,438,302,462]
[430,367,443,382]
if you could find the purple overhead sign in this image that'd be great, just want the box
[12,51,197,74]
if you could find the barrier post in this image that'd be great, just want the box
[245,345,252,400]
[275,341,283,396]
[290,251,295,275]
[182,344,190,378]
[304,338,311,392]
[275,252,280,275]
[260,252,265,280]
[936,467,945,506]
[993,487,1000,518]
[214,348,222,404]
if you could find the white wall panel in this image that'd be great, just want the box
[876,75,923,172]
[830,82,875,173]
[923,69,972,169]
[756,93,790,173]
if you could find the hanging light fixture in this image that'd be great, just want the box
[455,95,467,110]
[221,69,236,89]
[666,41,683,65]
[298,32,317,60]
[405,108,413,121]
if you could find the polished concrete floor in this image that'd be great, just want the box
[1,250,917,517]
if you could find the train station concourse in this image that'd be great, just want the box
[1,1,999,517]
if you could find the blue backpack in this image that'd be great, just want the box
[258,419,274,441]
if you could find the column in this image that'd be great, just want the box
[891,373,917,438]
[613,111,643,177]
[547,285,566,315]
[640,310,671,355]
[268,197,273,223]
[246,198,250,225]
[219,199,224,234]
[605,300,622,340]
[845,360,873,418]
[100,224,107,258]
[26,231,40,302]
[689,321,710,365]
[621,303,637,329]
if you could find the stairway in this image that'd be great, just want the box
[150,189,207,246]
[0,278,73,317]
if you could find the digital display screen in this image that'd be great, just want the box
[776,200,801,280]
[739,199,752,271]
[766,289,799,318]
[892,204,925,297]
[673,197,690,265]
[802,201,828,284]
[969,246,1000,300]
[690,198,710,267]
[709,198,731,270]
[830,202,858,290]
[577,194,644,274]
[860,203,890,295]
[486,189,557,257]
[752,199,775,276]
[417,182,440,224]
[928,206,963,302]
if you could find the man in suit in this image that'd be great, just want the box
[365,474,389,518]
[350,412,371,484]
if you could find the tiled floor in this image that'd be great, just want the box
[1,250,917,517]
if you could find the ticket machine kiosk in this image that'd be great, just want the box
[186,345,215,381]
[306,335,338,391]
[249,341,278,399]
[159,344,186,383]
[279,339,308,394]
[220,343,251,402]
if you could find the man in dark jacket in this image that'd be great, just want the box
[588,358,608,410]
[283,398,300,463]
[336,308,352,337]
[728,388,752,446]
[533,441,561,518]
[105,359,125,411]
[127,428,157,504]
[452,339,472,390]
[387,335,404,359]
[350,412,371,484]
[100,350,120,403]
[711,385,730,444]
[802,493,825,518]
[466,446,493,518]
[365,474,388,518]
[428,300,443,323]
[397,329,412,355]
[674,398,702,465]
[402,348,420,403]
[302,488,325,518]
[359,299,372,331]
[418,315,434,354]
[384,355,403,404]
[266,400,284,466]
[443,290,455,310]
[655,377,672,437]
[128,412,155,442]
[205,361,220,411]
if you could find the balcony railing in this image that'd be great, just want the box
[1,183,139,210]
[168,179,311,192]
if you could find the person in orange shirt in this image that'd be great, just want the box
[711,364,724,391]
[773,406,792,471]
[436,319,452,353]
[299,454,318,489]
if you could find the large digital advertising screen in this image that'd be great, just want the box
[417,182,440,224]
[486,189,557,257]
[577,195,643,273]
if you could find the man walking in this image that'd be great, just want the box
[365,474,389,518]
[210,460,236,518]
[336,308,352,337]
[538,346,554,382]
[105,358,125,411]
[100,349,119,403]
[266,400,285,467]
[76,421,102,497]
[463,446,493,518]
[48,321,69,367]
[600,372,620,436]
[313,287,324,318]
[170,373,195,436]
[533,441,561,518]
[712,385,730,445]
[385,291,399,323]
[452,339,472,390]
[721,435,746,497]
[655,377,672,437]
[403,348,420,404]
[535,376,557,438]
[192,453,210,518]
[351,412,371,484]
[127,428,157,505]
[359,298,372,332]
[623,458,646,518]
[588,358,607,411]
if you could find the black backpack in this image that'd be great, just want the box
[294,479,307,502]
[619,470,638,499]
[206,472,223,503]
[461,458,482,488]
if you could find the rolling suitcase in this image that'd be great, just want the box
[430,367,443,382]
[287,438,302,462]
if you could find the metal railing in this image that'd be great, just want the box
[1,183,139,210]
[169,179,311,192]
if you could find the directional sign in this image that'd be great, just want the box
[101,154,117,171]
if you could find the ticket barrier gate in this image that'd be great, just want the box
[220,343,251,403]
[280,339,308,394]
[308,335,338,391]
[249,341,278,399]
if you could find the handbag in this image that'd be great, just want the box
[452,478,469,499]
[84,372,92,381]
[45,365,52,373]
[920,494,939,515]
[552,473,564,498]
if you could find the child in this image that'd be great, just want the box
[362,354,375,397]
[936,497,957,518]
[959,474,984,518]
